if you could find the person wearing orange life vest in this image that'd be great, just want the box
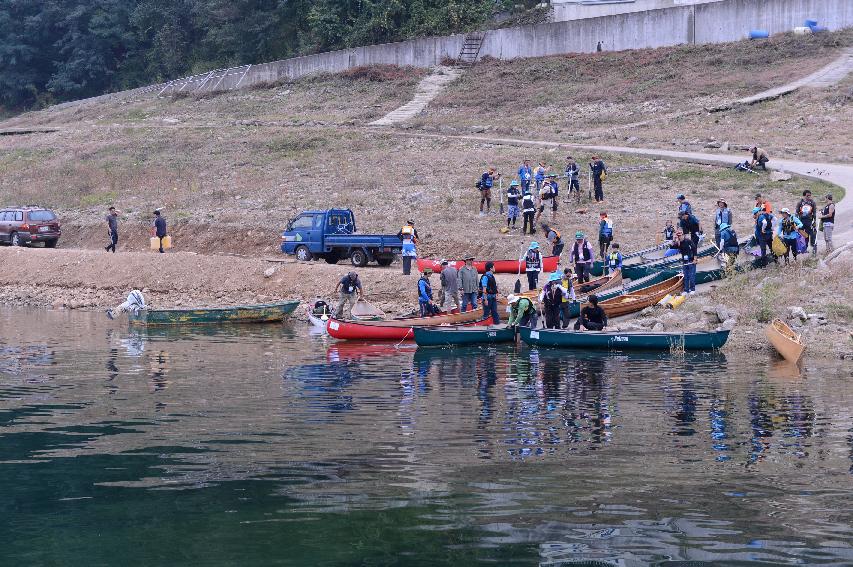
[541,223,564,257]
[397,220,418,275]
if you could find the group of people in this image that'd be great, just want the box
[104,206,170,254]
[751,189,836,265]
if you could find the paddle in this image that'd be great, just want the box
[499,176,504,215]
[514,243,525,294]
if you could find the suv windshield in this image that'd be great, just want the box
[28,210,56,222]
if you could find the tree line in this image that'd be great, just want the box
[0,0,511,111]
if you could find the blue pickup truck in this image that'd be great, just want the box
[280,209,403,267]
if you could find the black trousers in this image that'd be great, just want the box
[106,230,118,253]
[594,177,604,201]
[559,302,572,328]
[522,211,535,234]
[526,271,539,291]
[552,242,564,257]
[544,305,561,329]
[402,256,413,275]
[575,263,590,283]
[574,317,604,331]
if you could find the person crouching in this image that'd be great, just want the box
[574,294,608,331]
[418,269,441,316]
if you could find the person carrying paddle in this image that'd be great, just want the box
[598,211,613,259]
[539,272,567,329]
[507,294,537,328]
[334,272,363,319]
[478,262,500,324]
[713,198,732,246]
[589,156,606,202]
[796,189,818,255]
[398,220,418,275]
[418,269,441,316]
[459,256,479,312]
[541,223,564,257]
[506,180,521,229]
[670,230,697,295]
[565,156,580,198]
[820,194,835,253]
[521,190,536,235]
[569,231,595,283]
[524,242,543,291]
[753,206,775,266]
[574,294,608,331]
[440,260,461,311]
[776,208,804,265]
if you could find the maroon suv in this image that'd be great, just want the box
[0,206,61,247]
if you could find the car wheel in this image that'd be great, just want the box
[44,239,58,248]
[295,245,313,262]
[324,253,339,265]
[350,249,368,267]
[10,232,21,247]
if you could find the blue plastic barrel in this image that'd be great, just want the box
[749,30,770,39]
[804,19,818,27]
[810,25,827,33]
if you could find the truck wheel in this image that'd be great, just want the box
[44,239,58,248]
[377,256,394,267]
[295,245,313,261]
[350,249,368,267]
[10,232,21,247]
[324,253,339,264]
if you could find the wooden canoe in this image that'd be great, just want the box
[129,300,300,326]
[576,270,623,297]
[327,308,489,340]
[413,325,516,347]
[417,255,559,274]
[520,327,730,350]
[766,319,805,363]
[598,275,683,318]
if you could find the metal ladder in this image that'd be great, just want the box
[456,32,486,66]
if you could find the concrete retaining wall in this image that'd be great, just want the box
[52,0,853,109]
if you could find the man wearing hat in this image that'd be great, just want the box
[819,194,835,253]
[713,198,732,246]
[440,259,461,311]
[459,256,480,312]
[418,268,441,316]
[569,231,595,283]
[507,294,537,329]
[398,219,418,275]
[506,180,521,229]
[524,241,543,291]
[334,271,363,319]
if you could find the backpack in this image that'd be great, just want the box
[723,230,739,254]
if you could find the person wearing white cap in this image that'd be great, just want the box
[776,208,804,264]
[524,241,543,291]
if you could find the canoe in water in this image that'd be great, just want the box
[327,309,490,341]
[766,319,805,363]
[413,325,516,347]
[519,327,731,350]
[417,255,559,274]
[129,300,300,326]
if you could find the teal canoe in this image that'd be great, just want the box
[519,327,731,350]
[129,300,300,326]
[590,242,672,277]
[413,325,516,347]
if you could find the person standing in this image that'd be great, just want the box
[713,198,732,246]
[398,219,418,275]
[820,194,835,253]
[679,210,702,250]
[796,189,818,255]
[459,256,479,312]
[662,219,675,242]
[607,243,623,274]
[521,190,536,235]
[776,208,804,265]
[565,156,580,198]
[589,155,606,202]
[506,180,521,229]
[670,231,697,295]
[524,242,543,291]
[478,262,500,324]
[541,223,564,257]
[440,260,461,311]
[598,211,613,258]
[559,267,576,329]
[755,193,772,213]
[753,206,775,266]
[507,294,537,328]
[334,271,363,319]
[479,168,497,215]
[418,269,441,316]
[518,160,533,194]
[574,294,608,331]
[570,231,595,283]
[105,206,120,253]
[677,194,693,216]
[153,210,168,253]
[539,272,567,329]
[534,161,547,195]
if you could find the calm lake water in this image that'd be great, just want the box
[2,308,853,566]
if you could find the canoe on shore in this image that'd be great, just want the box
[417,255,560,274]
[413,325,516,347]
[590,242,672,277]
[576,270,623,297]
[327,308,490,341]
[519,327,731,350]
[766,319,805,363]
[129,300,300,326]
[599,275,683,318]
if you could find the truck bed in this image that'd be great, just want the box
[324,234,402,249]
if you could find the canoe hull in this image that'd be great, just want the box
[327,309,488,341]
[599,275,683,318]
[766,319,805,363]
[413,326,516,347]
[621,246,717,280]
[130,300,300,326]
[417,256,559,274]
[520,327,730,350]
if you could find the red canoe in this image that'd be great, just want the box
[327,309,493,341]
[417,255,559,274]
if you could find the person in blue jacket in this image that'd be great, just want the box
[606,243,623,274]
[153,209,168,253]
[776,208,804,264]
[418,269,441,316]
[478,262,500,324]
[518,160,533,194]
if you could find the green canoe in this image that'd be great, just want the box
[519,326,730,350]
[413,325,516,347]
[129,300,300,326]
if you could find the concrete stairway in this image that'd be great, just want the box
[369,66,464,126]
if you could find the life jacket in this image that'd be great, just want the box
[781,217,797,235]
[560,277,573,302]
[573,240,591,262]
[542,282,563,308]
[418,276,432,301]
[799,200,814,220]
[723,229,739,253]
[608,251,622,269]
[663,226,675,240]
[400,225,414,237]
[507,188,520,205]
[522,194,536,213]
[715,208,732,227]
[600,218,613,239]
[822,203,835,223]
[757,212,774,237]
[551,229,562,244]
[525,249,542,271]
[482,272,498,295]
[343,276,358,294]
